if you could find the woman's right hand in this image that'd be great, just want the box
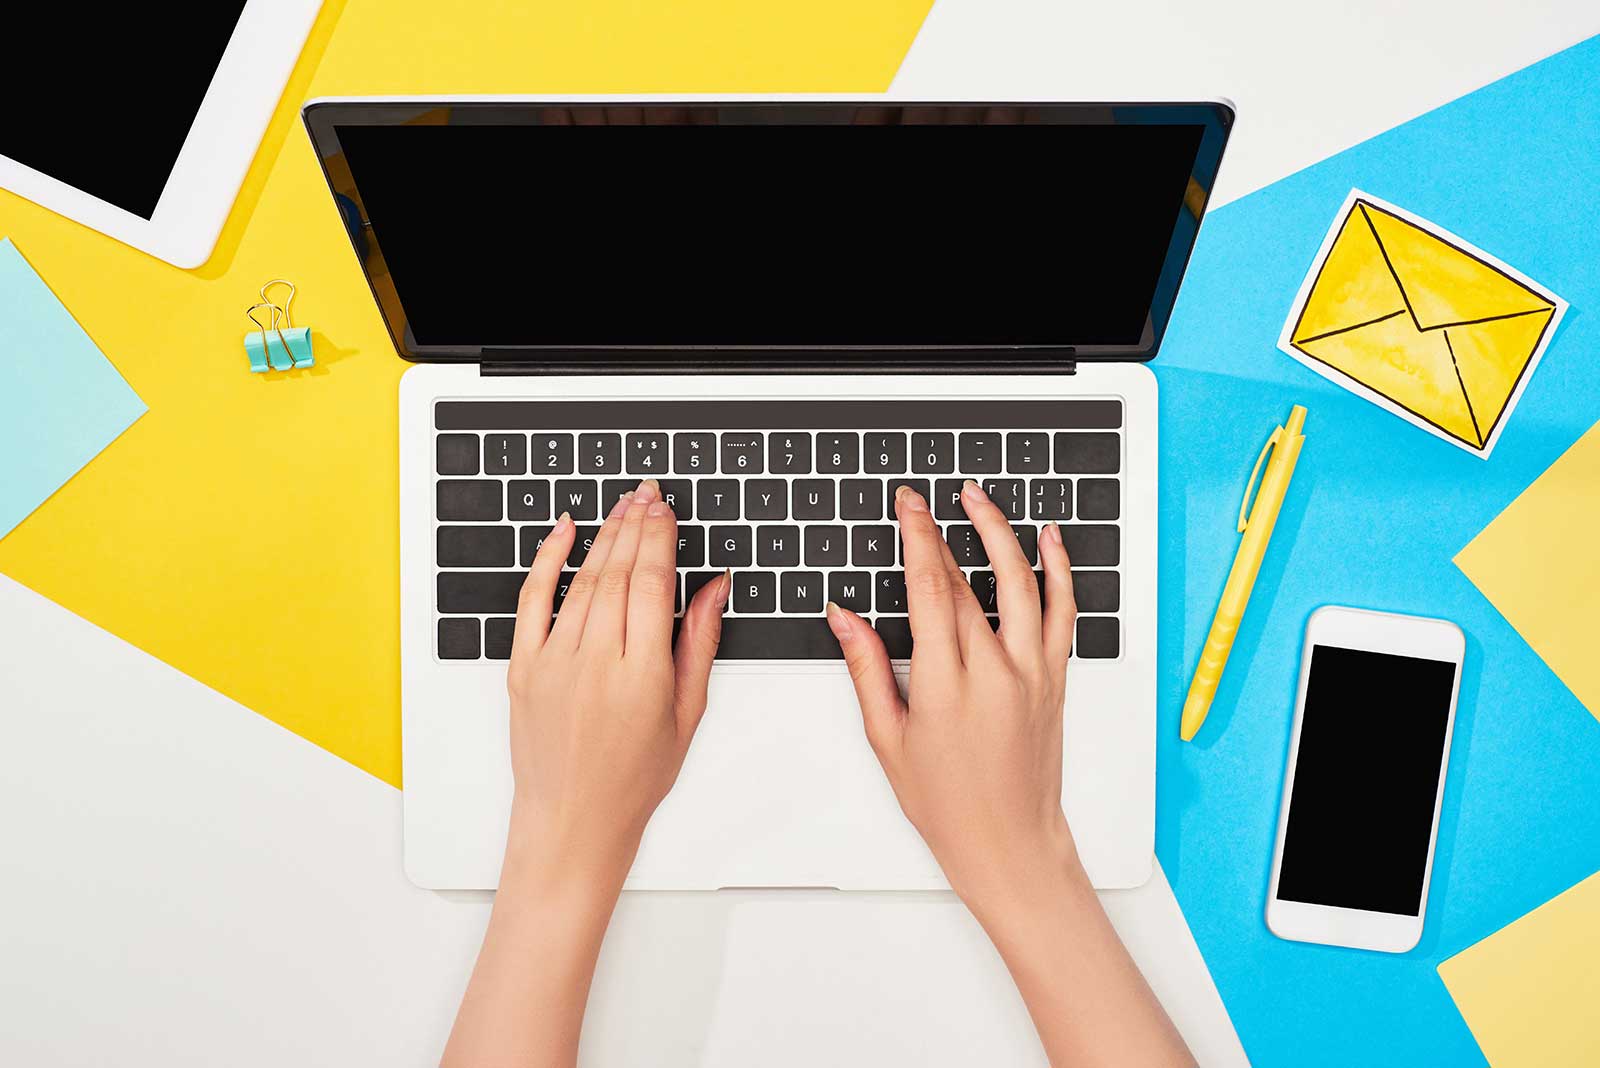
[824,479,1082,917]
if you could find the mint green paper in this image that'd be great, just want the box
[0,238,146,540]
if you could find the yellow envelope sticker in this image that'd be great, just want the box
[1279,190,1566,457]
[1438,870,1600,1068]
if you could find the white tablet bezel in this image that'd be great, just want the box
[0,0,321,269]
[1265,605,1464,954]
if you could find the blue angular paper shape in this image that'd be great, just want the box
[1154,35,1600,1067]
[0,239,147,540]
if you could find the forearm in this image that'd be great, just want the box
[442,816,636,1068]
[963,838,1194,1068]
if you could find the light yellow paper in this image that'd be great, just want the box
[1439,870,1600,1068]
[0,0,935,786]
[1455,419,1600,721]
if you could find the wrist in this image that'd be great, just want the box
[500,802,641,910]
[954,816,1092,937]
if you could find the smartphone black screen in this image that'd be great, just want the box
[1275,645,1457,916]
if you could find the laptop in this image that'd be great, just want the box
[303,98,1232,891]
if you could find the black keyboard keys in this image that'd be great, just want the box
[709,525,752,567]
[438,617,481,659]
[744,479,788,520]
[554,479,600,521]
[531,433,575,474]
[438,572,523,614]
[816,432,859,474]
[851,525,895,567]
[875,571,908,613]
[437,525,514,567]
[697,479,741,520]
[676,526,706,567]
[946,525,988,566]
[578,433,622,474]
[768,432,811,474]
[839,479,882,520]
[684,570,723,611]
[567,526,601,567]
[1031,479,1072,521]
[804,525,847,566]
[484,433,526,475]
[958,433,1002,473]
[734,572,776,613]
[1005,432,1050,473]
[863,432,906,473]
[1075,617,1119,658]
[484,617,516,660]
[436,434,479,475]
[912,432,955,473]
[520,525,555,566]
[508,480,551,520]
[981,478,1026,521]
[658,479,693,520]
[757,526,800,567]
[674,433,717,473]
[1072,570,1120,613]
[886,478,930,511]
[781,571,824,613]
[829,571,871,613]
[437,480,501,521]
[1054,432,1120,473]
[792,480,835,520]
[721,433,764,473]
[626,433,668,475]
[934,479,967,520]
[1060,524,1120,566]
[1077,478,1120,520]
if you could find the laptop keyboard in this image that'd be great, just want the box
[431,400,1125,662]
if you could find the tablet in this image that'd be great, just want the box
[0,1,322,268]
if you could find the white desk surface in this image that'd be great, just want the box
[3,3,1596,1064]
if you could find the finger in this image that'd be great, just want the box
[960,480,1041,655]
[510,511,577,663]
[624,495,680,656]
[935,518,998,659]
[894,485,960,661]
[826,602,907,760]
[1039,521,1078,675]
[548,489,632,646]
[673,569,731,737]
[585,479,659,648]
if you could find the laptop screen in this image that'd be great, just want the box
[310,102,1230,361]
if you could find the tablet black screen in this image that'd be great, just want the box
[1,6,247,219]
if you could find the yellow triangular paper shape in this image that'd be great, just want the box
[1445,308,1553,439]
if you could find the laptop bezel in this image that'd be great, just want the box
[302,97,1232,369]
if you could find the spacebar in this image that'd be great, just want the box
[714,618,844,660]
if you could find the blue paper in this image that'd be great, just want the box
[0,239,146,540]
[1154,35,1600,1066]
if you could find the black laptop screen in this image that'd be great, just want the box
[319,104,1228,358]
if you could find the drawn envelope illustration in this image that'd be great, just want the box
[1280,190,1566,456]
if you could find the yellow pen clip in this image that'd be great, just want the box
[1238,425,1285,533]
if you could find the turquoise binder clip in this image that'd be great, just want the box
[244,279,314,373]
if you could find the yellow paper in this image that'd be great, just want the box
[0,0,934,786]
[1279,190,1565,456]
[1438,870,1600,1068]
[1455,420,1600,721]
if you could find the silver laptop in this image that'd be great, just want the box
[303,98,1232,891]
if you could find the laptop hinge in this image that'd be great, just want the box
[477,350,1078,376]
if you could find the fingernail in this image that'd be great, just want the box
[647,499,670,517]
[825,601,853,640]
[717,569,733,607]
[896,486,928,512]
[962,479,988,502]
[555,510,573,532]
[609,494,632,518]
[634,478,660,504]
[1044,521,1063,545]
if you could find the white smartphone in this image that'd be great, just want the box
[1265,605,1464,953]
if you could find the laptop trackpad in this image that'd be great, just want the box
[629,669,944,891]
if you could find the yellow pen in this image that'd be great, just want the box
[1180,404,1308,742]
